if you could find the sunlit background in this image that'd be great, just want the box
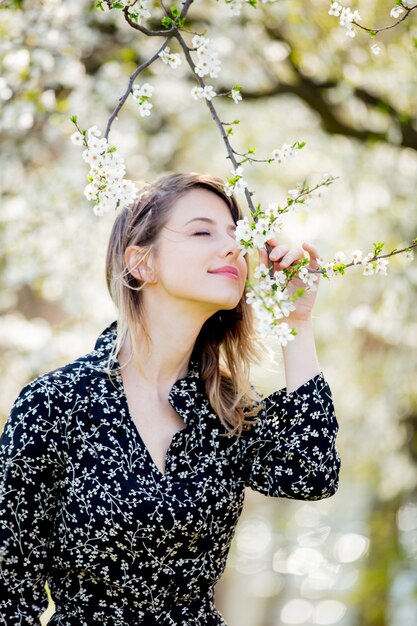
[1,1,416,625]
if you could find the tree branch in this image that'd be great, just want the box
[238,23,417,151]
[352,5,417,35]
[174,30,257,216]
[104,39,170,140]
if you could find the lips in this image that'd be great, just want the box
[209,266,239,279]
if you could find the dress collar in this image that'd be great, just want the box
[91,321,206,426]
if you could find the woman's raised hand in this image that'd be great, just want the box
[257,238,321,322]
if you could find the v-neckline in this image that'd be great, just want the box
[114,372,187,477]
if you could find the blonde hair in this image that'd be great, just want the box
[105,172,263,435]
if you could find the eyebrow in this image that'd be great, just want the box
[184,217,235,229]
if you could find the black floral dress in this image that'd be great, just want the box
[0,322,340,626]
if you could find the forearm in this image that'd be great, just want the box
[282,319,321,393]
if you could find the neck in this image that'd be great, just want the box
[118,294,215,401]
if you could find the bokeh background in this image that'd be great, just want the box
[1,1,416,625]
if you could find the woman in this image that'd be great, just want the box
[0,173,340,625]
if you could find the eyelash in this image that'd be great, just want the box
[193,231,211,236]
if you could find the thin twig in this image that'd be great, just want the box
[104,39,169,140]
[309,240,417,274]
[353,6,417,35]
[175,30,257,216]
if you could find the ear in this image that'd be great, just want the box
[124,245,157,284]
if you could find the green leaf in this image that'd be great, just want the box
[70,115,78,124]
[129,11,139,23]
[162,16,173,28]
[293,287,306,299]
[170,6,180,17]
[373,241,384,256]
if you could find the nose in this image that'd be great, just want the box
[220,231,240,258]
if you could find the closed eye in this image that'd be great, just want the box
[193,231,211,236]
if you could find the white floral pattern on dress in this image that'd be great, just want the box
[0,322,340,625]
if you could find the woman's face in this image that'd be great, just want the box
[148,187,248,315]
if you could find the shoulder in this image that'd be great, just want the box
[3,322,118,439]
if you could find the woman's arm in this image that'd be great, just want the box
[242,373,340,500]
[0,378,63,624]
[242,240,340,499]
[259,239,323,393]
[282,319,320,393]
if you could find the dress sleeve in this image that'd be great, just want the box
[242,373,340,500]
[0,378,63,625]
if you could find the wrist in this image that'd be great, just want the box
[287,317,313,327]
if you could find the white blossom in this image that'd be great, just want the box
[329,3,361,38]
[159,47,182,69]
[376,258,389,275]
[71,125,138,216]
[235,201,286,250]
[323,262,336,277]
[352,249,362,264]
[231,88,242,104]
[139,101,153,116]
[274,322,296,345]
[132,83,154,117]
[132,0,151,23]
[362,252,374,264]
[402,0,416,8]
[362,263,374,276]
[234,216,252,246]
[329,2,342,16]
[371,43,382,55]
[253,263,269,280]
[271,142,301,163]
[192,35,222,79]
[390,6,405,18]
[298,266,318,289]
[191,85,217,101]
[246,273,298,344]
[70,130,84,146]
[225,0,244,16]
[87,125,102,139]
[334,250,346,264]
[224,166,248,197]
[133,83,154,98]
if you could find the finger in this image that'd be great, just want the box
[269,245,290,263]
[302,242,320,270]
[277,247,305,268]
[266,237,280,248]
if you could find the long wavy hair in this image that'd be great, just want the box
[105,172,263,435]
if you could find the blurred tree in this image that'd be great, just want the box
[1,2,417,625]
